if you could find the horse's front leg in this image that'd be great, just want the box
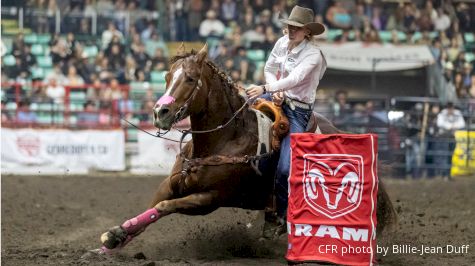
[99,190,218,252]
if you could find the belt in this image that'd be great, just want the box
[284,97,313,110]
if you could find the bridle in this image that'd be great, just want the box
[124,58,275,176]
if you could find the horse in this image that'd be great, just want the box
[99,43,396,253]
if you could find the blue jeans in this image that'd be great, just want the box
[275,103,312,217]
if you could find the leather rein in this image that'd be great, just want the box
[124,61,276,176]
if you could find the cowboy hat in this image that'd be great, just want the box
[280,5,325,36]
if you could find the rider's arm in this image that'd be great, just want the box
[264,37,285,84]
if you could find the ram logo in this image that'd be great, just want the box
[303,155,364,219]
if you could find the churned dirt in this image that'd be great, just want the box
[2,174,474,266]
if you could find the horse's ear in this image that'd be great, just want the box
[195,43,208,64]
[176,42,186,56]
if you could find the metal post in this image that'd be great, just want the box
[55,8,61,33]
[92,12,97,35]
[19,8,24,31]
[467,102,472,168]
[371,59,377,91]
[125,12,130,37]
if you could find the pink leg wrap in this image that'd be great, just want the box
[121,208,161,235]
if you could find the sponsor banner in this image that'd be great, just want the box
[1,128,125,174]
[287,133,378,265]
[451,131,475,177]
[130,129,191,175]
[319,42,434,72]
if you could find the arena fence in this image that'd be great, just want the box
[1,81,474,177]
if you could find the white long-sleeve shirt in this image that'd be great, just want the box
[264,35,327,104]
[436,109,466,132]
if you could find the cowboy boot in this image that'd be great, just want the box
[261,211,287,240]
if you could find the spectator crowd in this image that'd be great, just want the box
[1,0,475,125]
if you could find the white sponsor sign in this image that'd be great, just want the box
[1,128,125,174]
[130,129,191,175]
[319,42,435,72]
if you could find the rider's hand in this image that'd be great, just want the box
[245,84,264,99]
[272,91,284,106]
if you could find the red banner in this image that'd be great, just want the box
[286,133,378,266]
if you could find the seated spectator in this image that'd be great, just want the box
[77,100,99,124]
[326,1,352,29]
[151,48,168,71]
[221,0,238,25]
[107,44,126,73]
[129,33,144,56]
[76,55,95,84]
[242,23,266,49]
[102,21,124,49]
[45,77,65,104]
[371,6,386,31]
[132,45,151,70]
[125,56,138,82]
[456,2,472,32]
[12,33,25,57]
[239,7,256,33]
[138,99,155,122]
[363,27,382,43]
[17,100,37,123]
[257,9,273,29]
[401,3,417,32]
[117,90,134,119]
[199,10,226,39]
[44,65,67,85]
[21,45,36,69]
[96,57,114,82]
[100,78,122,105]
[6,57,29,79]
[30,84,50,104]
[351,3,367,31]
[262,25,277,51]
[433,8,451,32]
[332,90,352,123]
[1,100,10,123]
[65,32,77,59]
[98,101,112,125]
[135,69,149,82]
[233,46,249,82]
[64,65,85,86]
[141,22,156,42]
[105,35,126,56]
[50,37,69,65]
[145,33,169,58]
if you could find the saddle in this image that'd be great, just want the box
[251,99,289,151]
[252,99,323,152]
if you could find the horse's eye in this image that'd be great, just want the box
[186,76,195,83]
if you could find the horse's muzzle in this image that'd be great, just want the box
[153,106,173,130]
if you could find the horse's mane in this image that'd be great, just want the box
[170,50,242,96]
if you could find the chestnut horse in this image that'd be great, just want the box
[99,44,396,253]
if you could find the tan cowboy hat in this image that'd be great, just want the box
[280,5,325,36]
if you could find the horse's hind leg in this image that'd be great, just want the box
[154,190,219,215]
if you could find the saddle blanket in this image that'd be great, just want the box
[287,133,379,266]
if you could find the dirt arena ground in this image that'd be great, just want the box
[2,174,474,266]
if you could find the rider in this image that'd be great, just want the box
[246,5,327,238]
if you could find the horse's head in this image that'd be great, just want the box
[153,43,208,130]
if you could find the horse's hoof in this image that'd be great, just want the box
[101,226,127,249]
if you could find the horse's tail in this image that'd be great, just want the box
[376,164,398,235]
